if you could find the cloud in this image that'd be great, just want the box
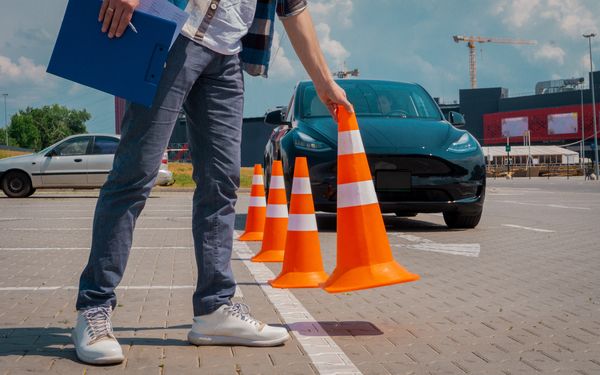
[315,23,350,70]
[493,0,598,37]
[534,43,566,64]
[492,0,541,28]
[310,0,353,28]
[14,28,53,44]
[268,31,296,79]
[0,55,47,84]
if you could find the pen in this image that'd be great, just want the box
[128,22,138,33]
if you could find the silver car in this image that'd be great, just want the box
[0,134,174,198]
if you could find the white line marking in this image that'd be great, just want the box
[0,285,244,297]
[502,224,555,233]
[398,243,480,257]
[0,217,192,220]
[500,200,591,210]
[0,246,192,251]
[0,228,192,231]
[233,237,362,375]
[391,233,480,257]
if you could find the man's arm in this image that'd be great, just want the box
[281,8,354,117]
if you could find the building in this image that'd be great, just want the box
[459,71,600,162]
[483,145,579,166]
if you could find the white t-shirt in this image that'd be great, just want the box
[197,0,257,55]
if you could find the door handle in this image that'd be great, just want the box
[74,158,83,163]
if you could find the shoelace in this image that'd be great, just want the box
[225,303,263,328]
[82,306,115,344]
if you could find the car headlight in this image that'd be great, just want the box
[293,132,331,151]
[447,133,478,153]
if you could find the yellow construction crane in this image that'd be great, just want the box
[453,35,537,89]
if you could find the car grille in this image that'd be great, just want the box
[366,155,468,177]
[377,189,453,202]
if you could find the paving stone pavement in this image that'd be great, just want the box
[0,179,599,374]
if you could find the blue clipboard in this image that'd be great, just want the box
[47,0,177,107]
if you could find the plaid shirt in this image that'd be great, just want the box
[168,0,307,77]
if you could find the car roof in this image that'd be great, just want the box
[63,133,121,140]
[297,79,420,87]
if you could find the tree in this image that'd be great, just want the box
[8,105,90,150]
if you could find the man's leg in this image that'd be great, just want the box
[72,36,220,365]
[184,53,289,346]
[76,36,216,310]
[183,53,244,317]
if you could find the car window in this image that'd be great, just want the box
[92,137,119,155]
[284,95,294,123]
[300,81,442,120]
[52,137,91,156]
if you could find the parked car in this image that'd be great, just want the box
[0,134,174,198]
[263,79,486,228]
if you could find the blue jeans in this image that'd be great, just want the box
[76,35,243,316]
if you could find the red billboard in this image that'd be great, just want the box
[482,103,600,145]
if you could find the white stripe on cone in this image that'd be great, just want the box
[252,174,264,185]
[338,130,365,156]
[337,180,378,208]
[266,204,288,218]
[248,196,267,207]
[288,214,318,231]
[270,175,285,189]
[291,177,311,195]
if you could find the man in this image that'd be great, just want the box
[71,0,353,365]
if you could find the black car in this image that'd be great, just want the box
[263,79,486,228]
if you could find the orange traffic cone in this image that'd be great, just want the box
[270,157,328,288]
[251,160,287,262]
[238,164,267,241]
[321,106,419,293]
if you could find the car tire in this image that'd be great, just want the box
[443,209,482,229]
[2,171,34,198]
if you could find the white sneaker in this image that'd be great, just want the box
[71,306,124,365]
[188,303,290,347]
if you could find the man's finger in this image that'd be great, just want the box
[342,99,354,113]
[99,0,110,21]
[114,11,132,38]
[102,2,116,33]
[108,6,125,38]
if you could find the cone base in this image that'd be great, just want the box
[251,250,284,263]
[238,231,263,241]
[269,271,329,289]
[321,260,419,293]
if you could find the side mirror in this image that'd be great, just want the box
[46,149,57,157]
[264,108,290,126]
[448,111,466,127]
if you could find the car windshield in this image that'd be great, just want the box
[300,81,442,120]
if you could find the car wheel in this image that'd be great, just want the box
[2,171,34,198]
[443,209,482,229]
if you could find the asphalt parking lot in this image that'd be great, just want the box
[0,178,599,375]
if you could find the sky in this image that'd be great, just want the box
[1,0,599,134]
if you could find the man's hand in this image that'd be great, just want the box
[99,0,140,38]
[315,80,354,119]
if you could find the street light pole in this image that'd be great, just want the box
[2,93,7,146]
[583,33,599,178]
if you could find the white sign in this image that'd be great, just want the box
[548,113,578,135]
[501,117,529,137]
